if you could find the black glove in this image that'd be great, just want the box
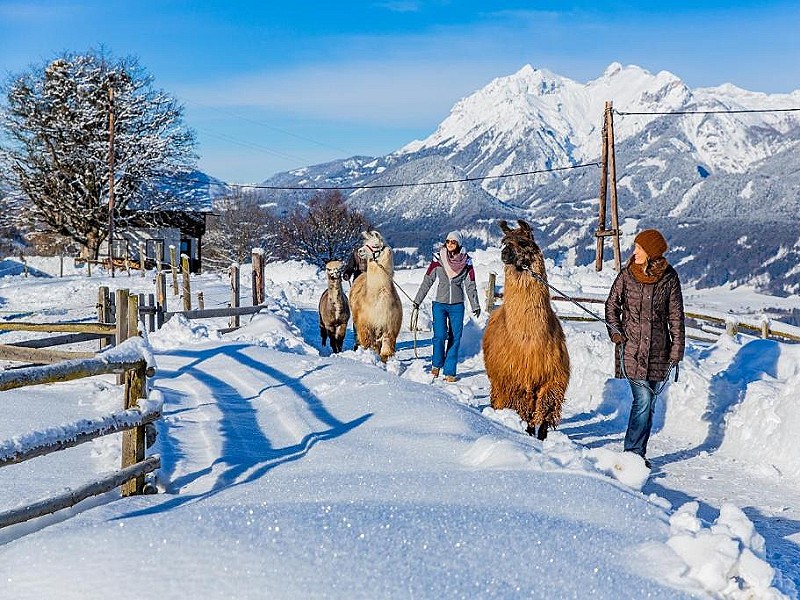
[472,308,481,318]
[610,332,625,344]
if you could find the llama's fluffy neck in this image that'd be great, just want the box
[503,265,553,328]
[327,277,345,307]
[365,248,394,291]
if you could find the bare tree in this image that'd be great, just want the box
[275,190,369,266]
[202,190,277,272]
[0,48,196,259]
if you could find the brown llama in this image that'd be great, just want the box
[318,260,350,353]
[349,230,403,362]
[482,219,570,440]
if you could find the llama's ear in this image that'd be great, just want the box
[361,231,370,241]
[517,219,531,233]
[498,220,510,234]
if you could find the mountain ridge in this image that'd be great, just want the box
[256,62,800,295]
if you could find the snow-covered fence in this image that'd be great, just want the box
[0,339,161,529]
[485,273,800,343]
[0,321,117,364]
[156,254,267,334]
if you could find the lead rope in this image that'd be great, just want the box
[521,265,675,394]
[374,259,420,358]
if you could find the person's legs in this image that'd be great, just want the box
[623,380,658,458]
[431,302,447,371]
[442,303,464,377]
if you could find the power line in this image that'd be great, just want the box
[183,98,355,156]
[230,162,601,191]
[616,107,800,116]
[194,127,310,164]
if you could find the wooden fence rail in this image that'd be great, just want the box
[0,322,117,365]
[0,340,160,529]
[485,273,800,344]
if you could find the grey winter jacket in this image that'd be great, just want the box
[605,263,685,381]
[414,256,481,310]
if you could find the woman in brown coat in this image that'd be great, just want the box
[604,229,685,468]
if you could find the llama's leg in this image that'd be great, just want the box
[536,420,548,441]
[522,387,538,437]
[358,326,376,356]
[319,324,328,347]
[379,332,397,362]
[489,375,516,411]
[534,380,567,430]
[334,324,348,353]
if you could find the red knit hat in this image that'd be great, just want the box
[634,229,667,258]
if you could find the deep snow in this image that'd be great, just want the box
[0,251,798,599]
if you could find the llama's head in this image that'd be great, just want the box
[324,260,343,283]
[357,230,387,263]
[498,219,545,275]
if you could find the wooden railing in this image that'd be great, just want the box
[0,339,160,529]
[484,272,800,343]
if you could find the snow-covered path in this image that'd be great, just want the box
[56,331,689,600]
[1,258,798,598]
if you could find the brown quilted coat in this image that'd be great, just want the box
[604,263,685,381]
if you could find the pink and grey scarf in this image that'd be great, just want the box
[439,247,468,279]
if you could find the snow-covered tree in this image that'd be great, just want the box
[276,191,369,266]
[202,190,277,272]
[0,49,197,259]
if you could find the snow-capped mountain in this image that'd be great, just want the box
[258,63,800,294]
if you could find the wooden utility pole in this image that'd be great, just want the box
[594,101,622,271]
[108,86,116,278]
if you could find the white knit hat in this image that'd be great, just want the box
[445,230,463,245]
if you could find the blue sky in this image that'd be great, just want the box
[1,1,799,183]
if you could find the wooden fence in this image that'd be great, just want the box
[0,251,268,528]
[0,339,160,529]
[484,272,800,344]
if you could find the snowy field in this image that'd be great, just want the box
[0,251,799,599]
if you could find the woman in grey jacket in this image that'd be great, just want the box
[412,231,481,382]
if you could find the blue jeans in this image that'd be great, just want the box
[431,302,464,377]
[624,379,659,457]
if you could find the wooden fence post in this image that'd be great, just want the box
[170,245,179,295]
[230,264,240,328]
[115,288,130,346]
[147,293,156,332]
[98,286,111,350]
[486,272,497,313]
[197,291,204,310]
[155,240,164,274]
[181,254,191,311]
[115,289,130,384]
[252,249,265,306]
[121,362,147,496]
[155,272,167,329]
[725,319,738,337]
[127,293,140,340]
[138,241,146,277]
[761,317,770,339]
